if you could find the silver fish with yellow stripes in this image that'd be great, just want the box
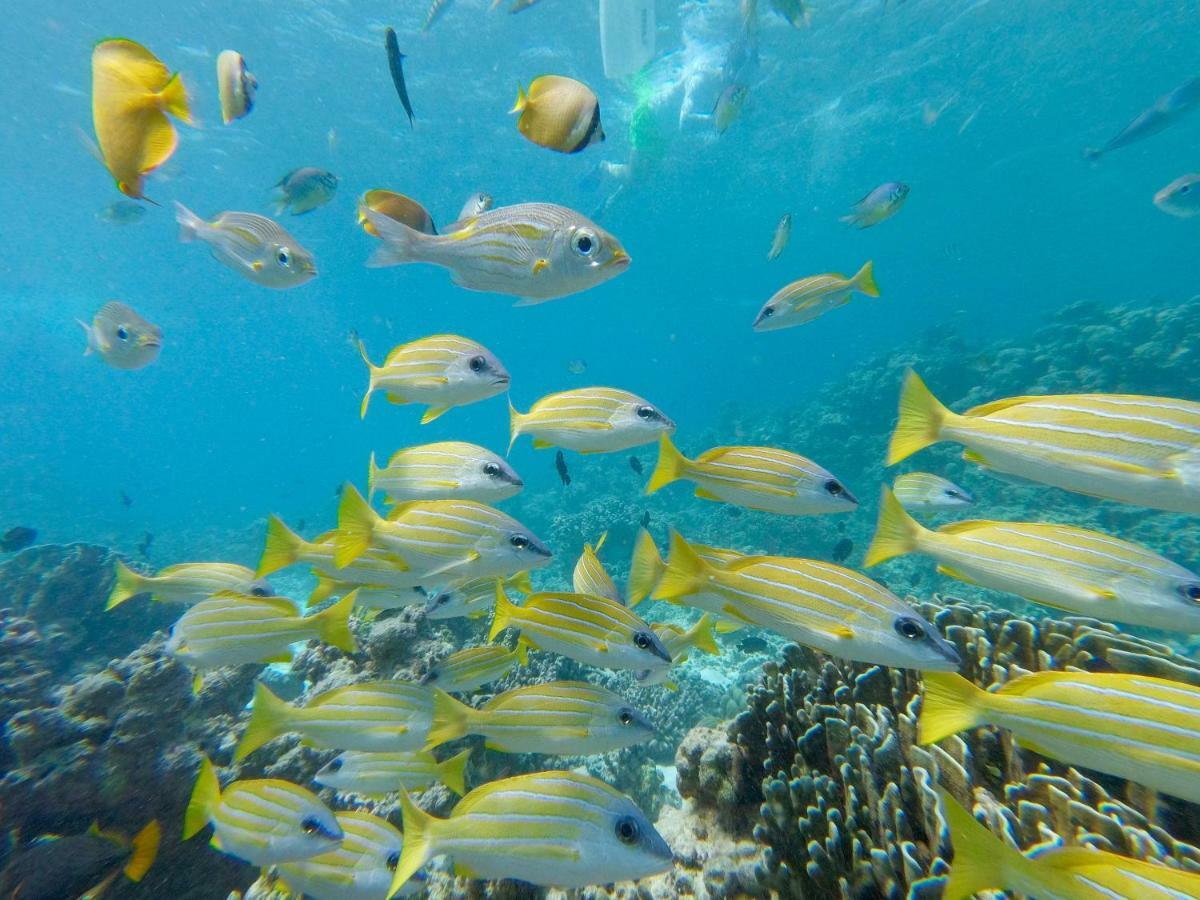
[361,202,630,305]
[425,681,654,754]
[753,261,879,331]
[626,527,745,606]
[509,387,674,454]
[892,471,974,510]
[421,644,526,693]
[867,487,1200,631]
[106,559,271,610]
[357,334,510,422]
[323,583,430,611]
[333,485,552,579]
[920,669,1200,804]
[165,591,357,671]
[277,810,423,899]
[490,584,672,672]
[639,614,721,687]
[174,203,317,289]
[257,516,421,589]
[654,532,959,671]
[423,572,534,620]
[888,370,1200,514]
[315,749,470,798]
[934,786,1200,900]
[573,532,621,602]
[646,434,857,515]
[236,680,434,760]
[184,757,341,866]
[368,441,523,504]
[389,770,671,894]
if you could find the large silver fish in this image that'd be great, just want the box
[360,202,629,305]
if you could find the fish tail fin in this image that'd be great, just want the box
[367,451,382,502]
[852,259,880,297]
[939,788,1031,900]
[390,791,438,898]
[887,369,952,464]
[488,580,516,642]
[645,433,687,494]
[258,514,303,577]
[123,819,161,882]
[510,81,528,114]
[864,486,925,566]
[357,340,378,419]
[308,573,339,605]
[235,681,293,761]
[106,559,146,610]
[838,212,860,226]
[183,756,221,840]
[425,687,473,750]
[627,528,665,607]
[313,590,358,654]
[507,399,525,454]
[654,531,711,603]
[919,673,987,745]
[334,485,378,568]
[438,748,471,796]
[361,206,423,267]
[692,614,720,655]
[78,318,95,354]
[173,201,205,243]
[514,641,529,665]
[157,71,192,124]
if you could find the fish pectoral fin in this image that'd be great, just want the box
[591,642,610,653]
[531,258,550,274]
[384,392,410,405]
[421,406,450,424]
[421,552,481,577]
[1167,447,1200,482]
[532,439,555,449]
[251,260,264,271]
[694,488,724,501]
[664,680,679,691]
[827,624,855,639]
[962,449,991,467]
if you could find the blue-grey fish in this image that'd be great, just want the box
[272,167,338,216]
[175,203,317,289]
[1085,77,1200,160]
[0,820,159,899]
[456,191,493,223]
[385,28,414,126]
[840,182,909,228]
[1154,174,1200,218]
[767,213,790,260]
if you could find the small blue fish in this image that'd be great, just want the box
[840,182,909,229]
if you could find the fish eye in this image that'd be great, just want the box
[824,479,844,496]
[277,247,291,267]
[614,816,641,845]
[761,306,775,318]
[618,708,635,726]
[894,617,927,641]
[469,355,487,373]
[328,758,343,771]
[572,229,598,257]
[1181,184,1191,194]
[636,405,657,420]
[1180,583,1200,602]
[633,631,652,649]
[116,325,130,341]
[510,534,530,549]
[483,462,502,476]
[301,816,323,835]
[386,851,401,871]
[250,585,270,597]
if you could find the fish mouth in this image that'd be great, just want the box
[930,633,962,669]
[506,475,525,487]
[492,375,512,386]
[606,250,631,270]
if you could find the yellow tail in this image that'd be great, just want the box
[918,673,987,745]
[488,581,517,642]
[939,788,1035,900]
[627,527,665,607]
[258,515,304,578]
[311,590,359,654]
[183,756,221,840]
[438,748,471,796]
[690,614,720,656]
[509,570,533,595]
[106,559,147,610]
[308,573,341,605]
[235,681,294,761]
[425,688,473,750]
[852,260,880,298]
[507,399,525,454]
[334,485,378,569]
[864,486,925,567]
[887,370,952,465]
[123,820,161,882]
[367,451,382,503]
[510,82,528,114]
[715,617,745,634]
[390,790,438,898]
[157,71,192,123]
[653,531,712,603]
[645,433,688,494]
[357,340,378,419]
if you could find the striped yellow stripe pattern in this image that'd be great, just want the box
[425,645,523,692]
[277,811,402,898]
[573,533,620,602]
[368,440,520,503]
[213,779,337,854]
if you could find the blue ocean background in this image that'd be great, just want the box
[1,0,1197,566]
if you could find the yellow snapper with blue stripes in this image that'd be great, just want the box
[933,787,1200,900]
[425,681,654,754]
[258,516,419,589]
[389,770,672,894]
[920,670,1200,804]
[655,532,960,671]
[423,572,534,620]
[277,811,424,900]
[490,584,672,672]
[236,680,433,760]
[106,559,272,610]
[752,261,879,331]
[165,591,356,671]
[866,487,1200,631]
[357,334,510,422]
[509,387,675,453]
[626,527,746,606]
[360,202,630,305]
[421,644,527,693]
[638,614,721,687]
[892,471,975,510]
[315,749,470,797]
[646,434,858,515]
[368,441,523,504]
[889,370,1200,514]
[333,485,552,579]
[573,532,621,602]
[184,757,341,866]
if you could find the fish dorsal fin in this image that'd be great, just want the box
[694,446,731,464]
[593,531,608,554]
[936,520,995,535]
[963,395,1048,417]
[720,555,773,572]
[210,591,300,615]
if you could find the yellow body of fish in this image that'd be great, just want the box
[512,76,605,154]
[891,472,974,510]
[358,190,437,236]
[573,532,621,602]
[367,441,522,505]
[753,261,879,331]
[91,39,192,199]
[509,387,674,453]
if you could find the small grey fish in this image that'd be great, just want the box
[1085,77,1200,160]
[97,200,146,225]
[629,456,643,475]
[79,301,162,370]
[272,167,338,215]
[831,536,853,563]
[384,28,414,126]
[840,182,909,229]
[457,192,494,222]
[175,202,317,289]
[767,213,791,260]
[555,450,571,486]
[713,85,748,135]
[1154,174,1200,218]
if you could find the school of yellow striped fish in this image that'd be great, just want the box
[78,11,1200,900]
